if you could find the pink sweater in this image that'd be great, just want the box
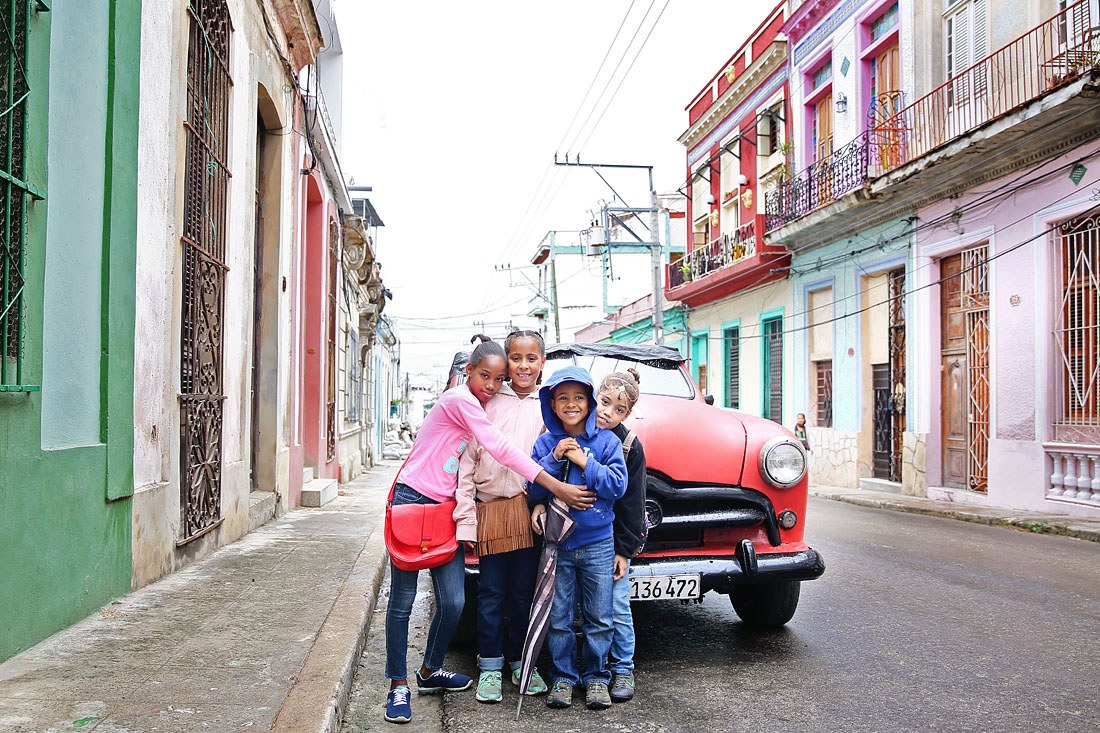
[396,383,543,503]
[454,384,544,542]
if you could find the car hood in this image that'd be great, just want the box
[625,394,747,484]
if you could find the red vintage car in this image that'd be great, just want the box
[456,342,825,627]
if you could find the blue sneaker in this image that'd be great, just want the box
[415,668,473,694]
[384,685,412,724]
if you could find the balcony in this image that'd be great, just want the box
[669,221,757,289]
[765,0,1100,247]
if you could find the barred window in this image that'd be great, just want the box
[814,359,833,428]
[1,1,44,391]
[1054,207,1100,441]
[346,327,361,422]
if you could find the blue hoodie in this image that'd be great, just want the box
[528,366,627,550]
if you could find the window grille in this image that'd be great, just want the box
[1054,206,1100,443]
[346,327,361,422]
[1,0,44,392]
[815,359,833,428]
[179,0,232,542]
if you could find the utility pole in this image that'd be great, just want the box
[648,168,665,345]
[553,156,666,344]
[550,254,561,343]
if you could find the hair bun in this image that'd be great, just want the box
[470,333,493,344]
[626,367,641,385]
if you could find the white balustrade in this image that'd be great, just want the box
[1046,444,1100,504]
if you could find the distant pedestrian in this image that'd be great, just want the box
[528,366,627,711]
[594,368,647,703]
[382,336,590,725]
[455,330,550,704]
[793,412,811,451]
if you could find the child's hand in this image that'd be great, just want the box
[530,504,547,535]
[563,446,588,470]
[550,481,596,511]
[553,437,580,460]
[613,554,629,581]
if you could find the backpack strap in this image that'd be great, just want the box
[622,429,637,459]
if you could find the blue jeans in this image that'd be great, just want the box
[477,545,538,671]
[609,560,635,674]
[547,537,615,686]
[384,483,465,681]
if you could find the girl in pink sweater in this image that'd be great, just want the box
[383,337,591,725]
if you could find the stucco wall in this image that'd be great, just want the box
[913,137,1100,516]
[686,282,793,420]
[1,0,139,661]
[132,0,302,588]
[790,218,912,486]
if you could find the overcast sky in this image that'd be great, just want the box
[336,1,775,387]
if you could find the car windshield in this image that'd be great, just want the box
[543,354,695,399]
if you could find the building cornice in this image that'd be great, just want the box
[271,0,325,70]
[679,40,787,152]
[783,0,841,42]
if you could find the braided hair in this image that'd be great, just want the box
[599,367,641,410]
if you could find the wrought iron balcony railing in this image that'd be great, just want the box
[668,221,757,289]
[764,133,871,230]
[765,0,1099,233]
[871,0,1098,176]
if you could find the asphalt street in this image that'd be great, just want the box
[342,497,1100,733]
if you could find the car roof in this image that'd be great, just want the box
[546,342,684,369]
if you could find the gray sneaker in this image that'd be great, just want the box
[546,680,574,709]
[609,672,635,702]
[585,681,612,710]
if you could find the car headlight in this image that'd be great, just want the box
[759,437,807,489]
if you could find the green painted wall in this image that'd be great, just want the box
[0,0,140,662]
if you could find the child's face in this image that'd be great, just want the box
[466,355,507,405]
[595,387,632,430]
[552,382,590,434]
[507,336,545,394]
[796,414,806,426]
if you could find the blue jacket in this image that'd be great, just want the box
[528,366,627,550]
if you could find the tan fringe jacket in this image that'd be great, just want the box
[454,383,544,543]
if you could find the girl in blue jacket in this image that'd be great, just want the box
[528,365,627,711]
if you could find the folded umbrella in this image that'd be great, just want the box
[515,496,575,720]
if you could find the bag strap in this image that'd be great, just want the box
[386,455,414,507]
[622,429,637,459]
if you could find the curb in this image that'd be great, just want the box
[271,501,390,733]
[812,490,1100,543]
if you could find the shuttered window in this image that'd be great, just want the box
[762,316,783,422]
[945,0,989,105]
[725,326,740,409]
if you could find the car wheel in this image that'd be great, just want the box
[729,580,800,628]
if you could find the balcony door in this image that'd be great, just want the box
[945,0,989,137]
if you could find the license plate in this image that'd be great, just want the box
[628,573,701,601]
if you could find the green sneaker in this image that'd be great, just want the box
[475,670,502,704]
[546,680,573,709]
[512,666,548,695]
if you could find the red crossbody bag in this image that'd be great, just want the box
[383,468,459,572]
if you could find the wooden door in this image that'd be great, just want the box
[941,253,968,487]
[813,94,834,204]
[940,249,989,490]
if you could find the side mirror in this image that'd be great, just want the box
[704,394,715,405]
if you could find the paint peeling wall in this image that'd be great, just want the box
[132,0,303,588]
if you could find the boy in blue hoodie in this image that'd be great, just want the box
[528,366,627,711]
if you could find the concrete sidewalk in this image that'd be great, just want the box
[811,483,1100,542]
[0,461,400,733]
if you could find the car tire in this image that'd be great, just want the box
[729,580,800,628]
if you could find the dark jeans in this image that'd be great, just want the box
[476,544,539,671]
[384,482,465,681]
